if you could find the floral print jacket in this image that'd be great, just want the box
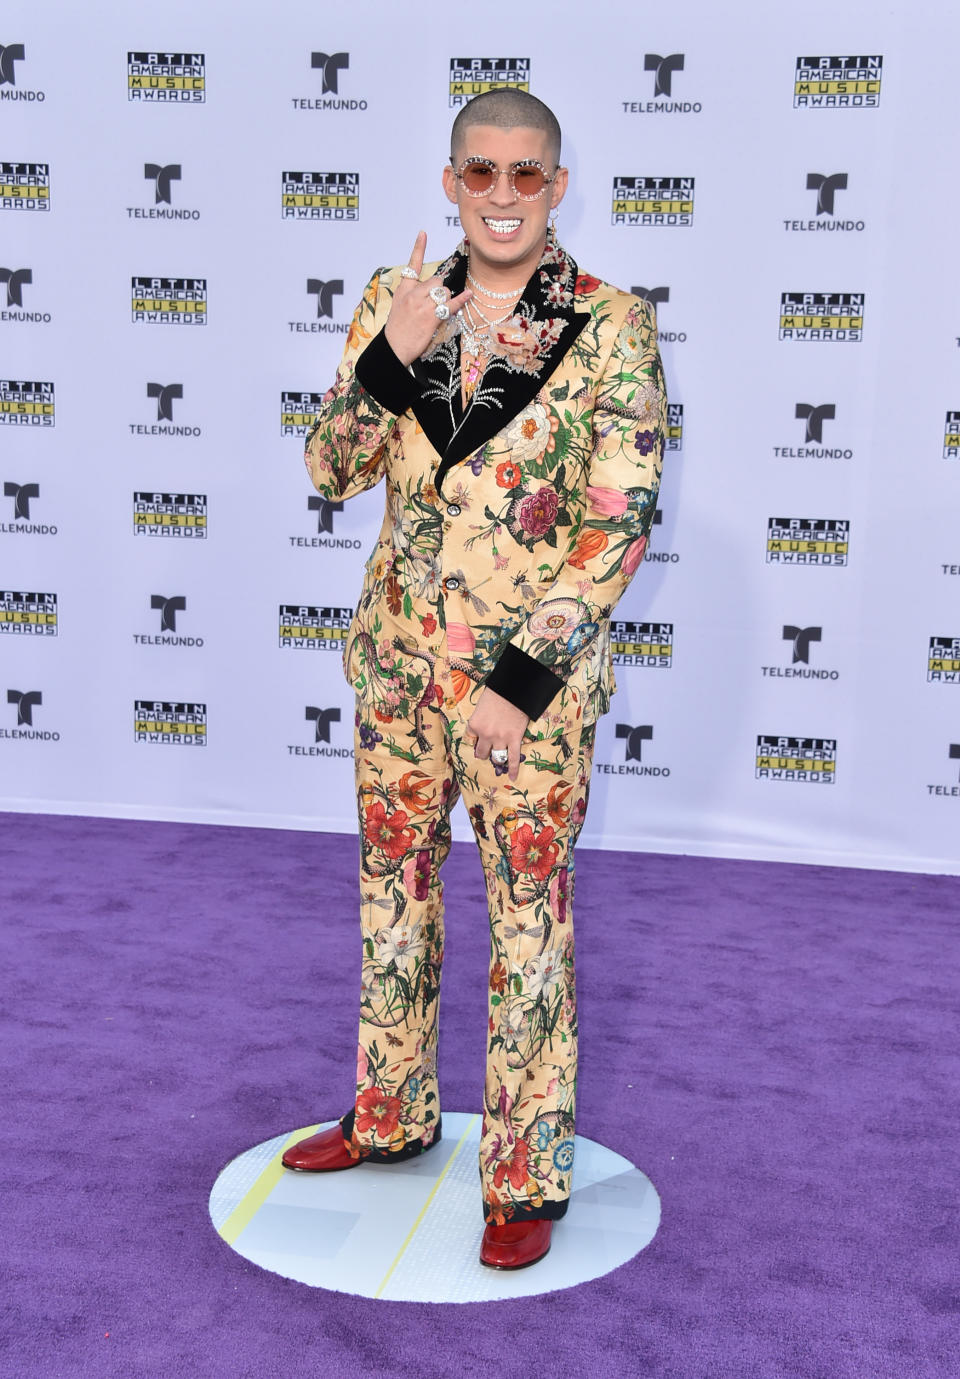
[303,239,666,723]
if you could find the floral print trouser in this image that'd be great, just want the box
[340,638,597,1223]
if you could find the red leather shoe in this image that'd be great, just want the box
[282,1123,362,1172]
[479,1219,552,1270]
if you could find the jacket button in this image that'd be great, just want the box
[446,503,461,516]
[444,577,460,592]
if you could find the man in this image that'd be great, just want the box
[283,89,666,1271]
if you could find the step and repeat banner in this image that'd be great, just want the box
[2,1,958,872]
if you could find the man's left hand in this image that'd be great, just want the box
[466,689,529,782]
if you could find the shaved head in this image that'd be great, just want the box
[450,89,561,164]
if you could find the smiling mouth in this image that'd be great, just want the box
[482,217,522,235]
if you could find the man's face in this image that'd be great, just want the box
[442,125,567,280]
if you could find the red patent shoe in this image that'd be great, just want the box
[479,1219,552,1270]
[281,1123,362,1172]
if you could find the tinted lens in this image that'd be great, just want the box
[513,164,546,197]
[461,160,497,193]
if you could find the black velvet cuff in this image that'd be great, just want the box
[354,327,420,416]
[484,642,565,720]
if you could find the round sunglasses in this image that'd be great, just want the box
[452,156,560,201]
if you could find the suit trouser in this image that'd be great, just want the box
[339,624,597,1223]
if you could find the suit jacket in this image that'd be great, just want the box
[303,238,666,725]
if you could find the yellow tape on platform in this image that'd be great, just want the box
[374,1114,480,1299]
[217,1124,321,1246]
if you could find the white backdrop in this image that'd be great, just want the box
[2,0,958,874]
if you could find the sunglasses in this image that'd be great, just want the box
[453,156,559,200]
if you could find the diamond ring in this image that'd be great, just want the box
[400,266,419,280]
[428,285,448,305]
[490,748,509,765]
[434,302,450,320]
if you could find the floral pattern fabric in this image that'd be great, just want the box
[304,239,666,722]
[344,635,596,1223]
[301,239,666,1220]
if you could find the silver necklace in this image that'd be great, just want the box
[466,267,525,301]
[460,298,517,353]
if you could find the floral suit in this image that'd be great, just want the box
[303,239,666,1223]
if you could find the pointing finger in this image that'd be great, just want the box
[409,230,427,275]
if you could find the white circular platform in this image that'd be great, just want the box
[210,1112,661,1302]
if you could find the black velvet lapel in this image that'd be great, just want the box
[408,242,590,494]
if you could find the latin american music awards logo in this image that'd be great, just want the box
[612,177,693,226]
[0,162,49,211]
[779,293,863,341]
[0,590,57,636]
[133,492,207,538]
[755,736,837,783]
[944,411,959,461]
[0,380,54,425]
[766,518,849,566]
[794,56,882,108]
[449,58,530,106]
[610,621,673,668]
[134,701,207,744]
[282,391,325,437]
[282,172,359,220]
[927,637,960,684]
[665,404,683,451]
[127,52,205,102]
[131,278,207,325]
[278,605,353,650]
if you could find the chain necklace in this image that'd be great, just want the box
[466,267,526,301]
[460,297,518,355]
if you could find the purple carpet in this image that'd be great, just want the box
[2,812,958,1377]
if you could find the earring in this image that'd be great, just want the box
[547,210,558,245]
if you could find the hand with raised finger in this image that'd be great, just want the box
[385,231,472,366]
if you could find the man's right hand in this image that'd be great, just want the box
[383,232,472,367]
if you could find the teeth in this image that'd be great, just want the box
[483,218,521,233]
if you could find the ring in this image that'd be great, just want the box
[434,302,450,320]
[400,266,419,280]
[490,748,509,765]
[428,285,448,305]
